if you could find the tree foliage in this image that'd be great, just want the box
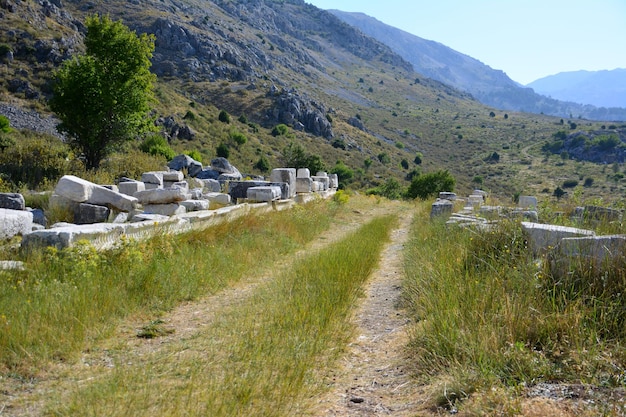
[281,141,325,173]
[330,160,354,189]
[405,170,456,200]
[0,115,14,152]
[50,14,156,170]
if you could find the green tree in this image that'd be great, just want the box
[330,160,354,189]
[405,170,455,200]
[50,15,156,170]
[281,141,325,173]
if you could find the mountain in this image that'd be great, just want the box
[527,69,626,108]
[0,0,620,200]
[329,10,626,122]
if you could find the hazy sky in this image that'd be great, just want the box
[305,0,626,85]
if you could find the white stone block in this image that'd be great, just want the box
[55,175,138,212]
[118,180,145,196]
[316,171,328,177]
[55,175,96,202]
[328,174,339,189]
[521,222,595,254]
[296,177,312,193]
[144,182,162,190]
[204,193,231,206]
[311,176,329,191]
[297,168,310,178]
[518,196,537,210]
[143,203,187,216]
[162,170,184,182]
[0,208,33,240]
[141,172,164,186]
[270,168,296,198]
[180,199,209,212]
[89,186,138,212]
[134,188,189,205]
[247,186,281,202]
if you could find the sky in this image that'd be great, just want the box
[305,0,626,85]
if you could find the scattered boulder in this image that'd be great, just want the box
[0,193,25,210]
[143,203,186,216]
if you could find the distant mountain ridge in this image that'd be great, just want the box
[329,10,626,121]
[527,69,626,109]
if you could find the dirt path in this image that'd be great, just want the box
[311,207,430,416]
[1,199,419,416]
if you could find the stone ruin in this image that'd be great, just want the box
[430,189,626,278]
[0,155,339,255]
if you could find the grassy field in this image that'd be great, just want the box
[403,203,626,415]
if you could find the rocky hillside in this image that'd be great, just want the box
[329,10,626,122]
[0,0,618,199]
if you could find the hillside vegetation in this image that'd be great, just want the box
[0,0,624,203]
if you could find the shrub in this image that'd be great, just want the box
[139,135,175,160]
[185,149,203,163]
[254,156,270,172]
[405,170,455,200]
[237,114,248,124]
[218,110,231,123]
[583,177,594,187]
[216,143,230,158]
[183,110,196,121]
[272,123,290,137]
[562,179,579,188]
[0,133,71,190]
[377,152,390,164]
[330,161,353,189]
[230,130,248,147]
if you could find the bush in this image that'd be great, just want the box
[0,133,72,190]
[216,143,230,158]
[254,156,270,172]
[218,110,231,124]
[230,130,248,147]
[562,179,579,188]
[237,114,248,124]
[330,161,353,189]
[185,149,203,163]
[405,170,455,200]
[272,123,290,137]
[139,135,175,160]
[583,177,594,187]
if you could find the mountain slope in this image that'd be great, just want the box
[329,10,626,122]
[0,0,620,200]
[528,69,626,108]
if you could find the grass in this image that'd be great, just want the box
[403,201,626,414]
[41,213,397,416]
[0,198,341,375]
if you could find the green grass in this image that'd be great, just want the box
[403,202,626,413]
[0,199,340,375]
[42,214,397,416]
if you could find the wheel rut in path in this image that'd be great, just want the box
[313,207,430,417]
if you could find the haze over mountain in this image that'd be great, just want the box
[527,69,626,109]
[329,9,626,122]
